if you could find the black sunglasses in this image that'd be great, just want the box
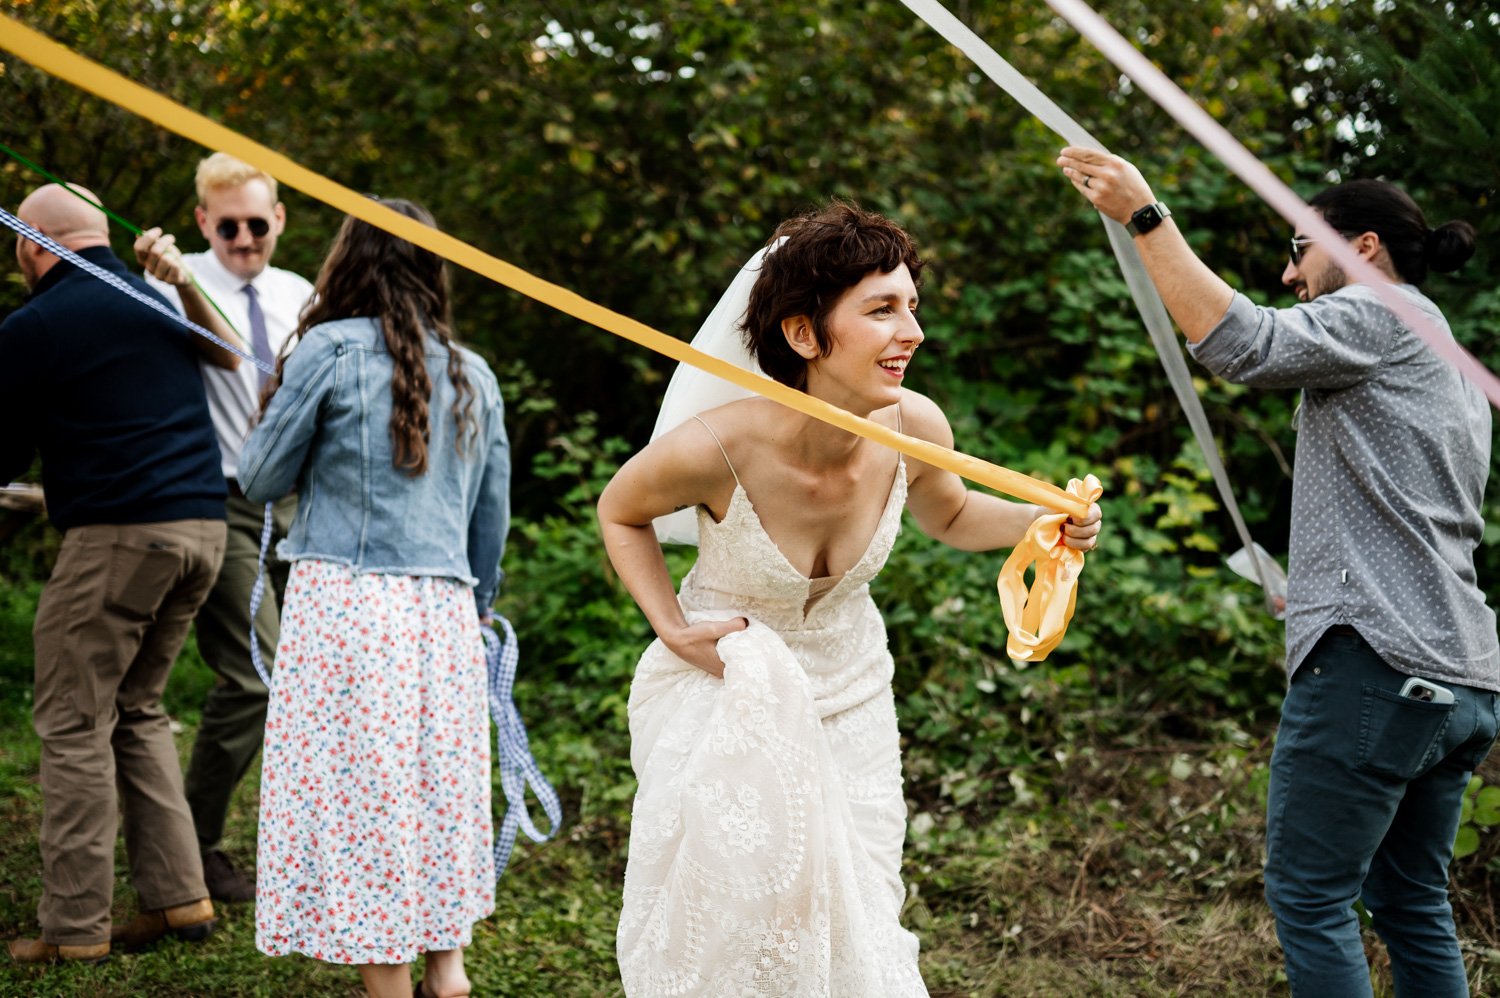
[215,217,271,240]
[1289,230,1357,266]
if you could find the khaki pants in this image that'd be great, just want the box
[32,518,226,945]
[184,492,295,851]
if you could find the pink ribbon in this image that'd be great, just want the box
[1045,0,1500,409]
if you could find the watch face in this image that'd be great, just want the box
[1129,202,1169,235]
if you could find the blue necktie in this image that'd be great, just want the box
[242,283,274,388]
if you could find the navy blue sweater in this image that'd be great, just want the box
[0,245,225,530]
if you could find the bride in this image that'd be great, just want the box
[598,201,1102,996]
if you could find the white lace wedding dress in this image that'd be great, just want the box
[617,430,928,997]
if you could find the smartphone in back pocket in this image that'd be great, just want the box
[1399,676,1456,705]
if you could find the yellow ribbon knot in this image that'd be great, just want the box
[998,474,1103,663]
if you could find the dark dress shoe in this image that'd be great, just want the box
[202,849,256,903]
[7,937,109,964]
[111,898,216,951]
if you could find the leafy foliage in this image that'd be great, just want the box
[1455,774,1500,860]
[0,0,1340,791]
[3,0,1500,990]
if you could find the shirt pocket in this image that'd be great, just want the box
[1356,684,1454,780]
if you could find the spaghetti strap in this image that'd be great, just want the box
[891,403,905,479]
[693,415,742,488]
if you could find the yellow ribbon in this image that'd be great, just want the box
[0,14,1101,655]
[0,15,1088,517]
[998,475,1103,662]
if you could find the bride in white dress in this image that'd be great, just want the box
[598,202,1102,996]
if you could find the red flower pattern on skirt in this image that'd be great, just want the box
[256,560,495,964]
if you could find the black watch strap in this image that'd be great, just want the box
[1126,201,1172,237]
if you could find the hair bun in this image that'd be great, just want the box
[1426,220,1476,274]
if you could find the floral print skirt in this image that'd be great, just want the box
[256,559,495,964]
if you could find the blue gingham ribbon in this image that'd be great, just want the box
[0,207,286,682]
[482,617,562,877]
[5,206,557,875]
[0,207,273,377]
[246,502,277,687]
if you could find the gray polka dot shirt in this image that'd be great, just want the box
[1190,284,1500,690]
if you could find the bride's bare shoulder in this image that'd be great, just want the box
[694,397,783,440]
[893,389,953,445]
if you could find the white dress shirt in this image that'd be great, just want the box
[148,250,315,479]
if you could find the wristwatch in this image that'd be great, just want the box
[1125,201,1172,237]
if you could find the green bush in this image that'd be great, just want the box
[492,391,1289,832]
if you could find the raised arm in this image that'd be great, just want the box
[596,421,747,677]
[238,329,336,502]
[902,390,1101,551]
[134,227,244,370]
[1056,147,1235,343]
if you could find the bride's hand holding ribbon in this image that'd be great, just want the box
[1059,501,1103,550]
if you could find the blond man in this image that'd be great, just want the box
[147,153,315,902]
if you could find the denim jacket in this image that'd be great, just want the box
[239,317,510,611]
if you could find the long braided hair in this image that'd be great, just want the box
[267,198,475,475]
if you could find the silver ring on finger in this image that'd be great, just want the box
[1083,175,1093,189]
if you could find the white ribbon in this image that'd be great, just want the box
[1044,0,1500,410]
[895,0,1278,606]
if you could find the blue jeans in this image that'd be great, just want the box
[1264,628,1499,997]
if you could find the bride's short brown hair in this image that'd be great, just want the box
[742,200,924,390]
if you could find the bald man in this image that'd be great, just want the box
[0,184,239,964]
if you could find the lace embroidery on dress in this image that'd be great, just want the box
[619,409,926,997]
[689,412,893,617]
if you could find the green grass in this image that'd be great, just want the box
[3,582,1500,996]
[0,712,1287,997]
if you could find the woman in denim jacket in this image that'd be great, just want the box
[239,199,508,998]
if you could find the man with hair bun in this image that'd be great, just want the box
[1057,148,1498,996]
[146,152,315,904]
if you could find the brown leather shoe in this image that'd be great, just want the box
[201,849,256,903]
[7,937,110,964]
[110,898,216,951]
